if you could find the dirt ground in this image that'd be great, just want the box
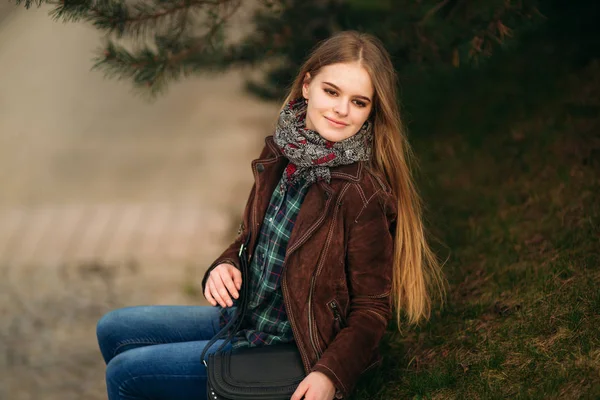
[0,4,278,399]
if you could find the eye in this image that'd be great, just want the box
[324,88,338,96]
[353,100,367,108]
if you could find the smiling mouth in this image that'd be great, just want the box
[325,116,348,127]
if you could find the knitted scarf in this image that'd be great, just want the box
[273,97,373,192]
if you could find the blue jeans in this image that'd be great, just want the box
[96,305,232,400]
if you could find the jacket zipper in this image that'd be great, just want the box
[283,185,334,367]
[306,185,348,361]
[328,300,347,329]
[307,275,323,358]
[282,272,312,373]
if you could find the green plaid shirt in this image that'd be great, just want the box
[219,174,311,348]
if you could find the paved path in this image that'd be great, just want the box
[0,204,229,267]
[0,3,279,399]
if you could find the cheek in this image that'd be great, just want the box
[351,109,370,127]
[306,98,330,122]
[310,93,333,112]
[306,103,321,123]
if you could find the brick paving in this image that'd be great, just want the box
[0,4,277,399]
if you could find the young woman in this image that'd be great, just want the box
[96,30,447,400]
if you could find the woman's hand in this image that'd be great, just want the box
[290,371,336,400]
[204,263,242,307]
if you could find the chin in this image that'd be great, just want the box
[315,125,350,142]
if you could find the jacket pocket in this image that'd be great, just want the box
[328,299,347,331]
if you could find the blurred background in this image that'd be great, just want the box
[0,2,278,399]
[0,0,598,399]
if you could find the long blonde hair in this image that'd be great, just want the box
[281,31,448,332]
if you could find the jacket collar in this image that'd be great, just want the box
[262,135,364,183]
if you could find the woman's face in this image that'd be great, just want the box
[302,62,374,142]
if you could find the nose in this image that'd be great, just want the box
[333,99,349,117]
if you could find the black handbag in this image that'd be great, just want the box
[201,232,307,400]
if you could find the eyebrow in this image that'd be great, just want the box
[323,81,372,103]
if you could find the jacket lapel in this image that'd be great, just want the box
[249,136,364,258]
[285,180,334,258]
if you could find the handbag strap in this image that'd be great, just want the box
[201,231,252,366]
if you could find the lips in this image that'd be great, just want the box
[325,116,348,127]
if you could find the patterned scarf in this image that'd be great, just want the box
[273,97,373,191]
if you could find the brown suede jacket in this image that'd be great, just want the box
[202,135,397,399]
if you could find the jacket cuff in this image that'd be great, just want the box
[311,364,346,399]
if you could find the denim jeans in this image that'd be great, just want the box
[96,305,232,400]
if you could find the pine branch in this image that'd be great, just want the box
[419,0,451,26]
[14,0,235,38]
[466,2,541,63]
[12,0,50,9]
[15,0,544,99]
[45,0,233,38]
[92,0,241,98]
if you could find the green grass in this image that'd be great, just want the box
[348,34,600,400]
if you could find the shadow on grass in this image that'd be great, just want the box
[348,1,600,398]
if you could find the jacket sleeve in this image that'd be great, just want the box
[310,188,397,398]
[201,181,255,300]
[202,134,280,298]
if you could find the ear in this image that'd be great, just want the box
[302,72,311,100]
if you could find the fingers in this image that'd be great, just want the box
[215,274,234,307]
[204,283,217,306]
[204,263,243,308]
[209,273,235,307]
[219,268,239,300]
[208,279,227,308]
[290,379,309,400]
[230,266,242,291]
